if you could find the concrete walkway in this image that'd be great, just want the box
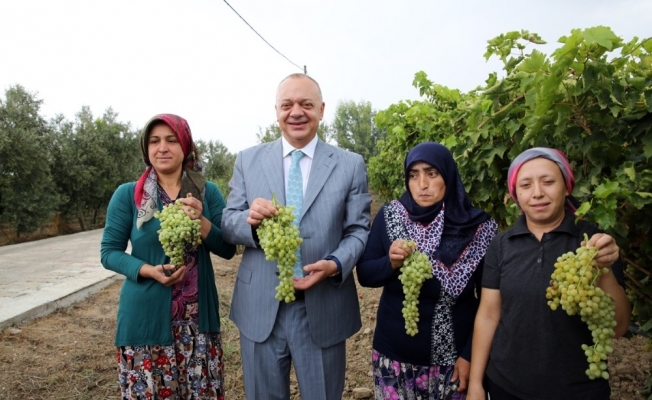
[0,229,124,331]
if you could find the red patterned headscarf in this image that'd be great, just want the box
[139,114,198,170]
[507,147,577,212]
[134,114,204,229]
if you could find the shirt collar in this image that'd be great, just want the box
[507,210,580,238]
[281,135,318,159]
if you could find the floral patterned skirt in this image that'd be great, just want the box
[372,350,465,400]
[117,322,224,400]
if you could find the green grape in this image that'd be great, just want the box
[155,197,202,273]
[546,233,616,380]
[398,240,433,336]
[257,193,303,303]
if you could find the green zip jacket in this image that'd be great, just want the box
[101,181,236,346]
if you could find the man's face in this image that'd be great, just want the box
[275,76,325,148]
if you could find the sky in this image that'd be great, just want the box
[1,0,650,154]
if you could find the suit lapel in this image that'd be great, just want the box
[302,140,335,218]
[261,139,286,205]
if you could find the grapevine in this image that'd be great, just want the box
[155,194,202,275]
[546,233,616,380]
[257,193,303,303]
[398,240,433,336]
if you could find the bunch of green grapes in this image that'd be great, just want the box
[258,193,303,303]
[546,234,616,380]
[155,199,202,269]
[398,240,433,336]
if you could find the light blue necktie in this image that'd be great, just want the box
[286,150,305,278]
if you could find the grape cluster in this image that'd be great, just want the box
[258,194,303,303]
[398,240,433,336]
[546,234,616,380]
[155,199,202,270]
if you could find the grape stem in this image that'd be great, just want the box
[271,192,280,207]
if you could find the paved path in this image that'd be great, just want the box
[0,229,125,331]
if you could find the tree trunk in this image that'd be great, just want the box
[92,207,99,226]
[54,214,67,234]
[77,208,87,231]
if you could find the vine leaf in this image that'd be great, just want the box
[583,26,619,50]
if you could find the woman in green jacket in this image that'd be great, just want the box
[101,114,236,400]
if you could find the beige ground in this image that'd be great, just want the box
[0,252,650,399]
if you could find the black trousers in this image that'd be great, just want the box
[485,375,525,400]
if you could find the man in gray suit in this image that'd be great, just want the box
[221,73,371,400]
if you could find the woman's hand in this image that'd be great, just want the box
[584,233,619,269]
[585,233,632,338]
[176,194,203,221]
[451,356,470,392]
[389,239,414,270]
[177,193,213,239]
[139,264,187,286]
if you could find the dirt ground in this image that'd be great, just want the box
[0,252,650,400]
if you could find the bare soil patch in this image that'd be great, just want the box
[0,254,650,399]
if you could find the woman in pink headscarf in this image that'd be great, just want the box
[101,114,235,399]
[467,147,630,400]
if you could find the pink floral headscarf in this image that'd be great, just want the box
[507,147,577,212]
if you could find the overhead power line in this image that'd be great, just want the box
[222,0,305,73]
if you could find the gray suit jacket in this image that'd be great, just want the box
[222,139,371,348]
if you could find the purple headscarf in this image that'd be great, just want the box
[507,147,577,212]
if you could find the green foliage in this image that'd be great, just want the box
[0,85,237,238]
[0,85,61,236]
[195,139,235,182]
[317,122,331,143]
[370,27,652,344]
[212,177,231,201]
[332,100,386,163]
[371,73,471,203]
[0,85,240,243]
[49,107,141,230]
[195,139,236,199]
[256,123,283,143]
